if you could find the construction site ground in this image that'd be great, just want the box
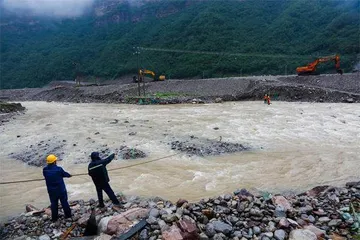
[0,73,359,104]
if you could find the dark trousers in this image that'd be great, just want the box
[95,182,120,206]
[49,191,71,221]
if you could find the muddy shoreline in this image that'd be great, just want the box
[1,74,359,104]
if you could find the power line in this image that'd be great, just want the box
[0,153,181,185]
[138,47,311,59]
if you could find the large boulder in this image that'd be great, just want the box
[163,225,184,240]
[177,219,199,239]
[289,229,317,240]
[102,208,149,236]
[212,220,232,235]
[272,196,292,212]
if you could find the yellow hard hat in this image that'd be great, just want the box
[46,154,57,164]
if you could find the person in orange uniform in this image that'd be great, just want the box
[267,94,271,105]
[263,94,268,104]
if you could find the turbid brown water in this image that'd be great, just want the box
[1,101,359,222]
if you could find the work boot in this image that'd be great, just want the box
[97,204,105,208]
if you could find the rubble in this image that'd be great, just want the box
[1,182,359,240]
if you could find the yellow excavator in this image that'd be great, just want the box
[296,54,343,75]
[133,69,166,82]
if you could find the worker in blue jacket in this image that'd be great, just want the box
[43,154,72,222]
[88,152,120,208]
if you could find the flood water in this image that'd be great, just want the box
[1,101,359,222]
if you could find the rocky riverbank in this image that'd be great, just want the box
[1,74,359,104]
[0,102,26,125]
[1,182,359,240]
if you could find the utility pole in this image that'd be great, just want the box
[285,64,288,76]
[133,47,141,96]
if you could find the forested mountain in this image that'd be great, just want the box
[0,0,359,89]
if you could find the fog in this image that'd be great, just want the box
[2,0,96,17]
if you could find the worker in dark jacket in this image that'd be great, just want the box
[88,152,120,207]
[43,154,72,222]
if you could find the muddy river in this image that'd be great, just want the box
[1,101,359,222]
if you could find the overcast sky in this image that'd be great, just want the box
[2,0,97,17]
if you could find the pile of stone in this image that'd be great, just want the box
[0,102,25,114]
[117,146,147,160]
[170,136,248,156]
[1,182,359,240]
[9,138,66,167]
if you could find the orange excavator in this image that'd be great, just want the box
[296,54,343,75]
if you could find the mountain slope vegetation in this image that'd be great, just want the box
[0,0,359,89]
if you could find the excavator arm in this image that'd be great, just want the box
[135,69,165,82]
[296,54,342,75]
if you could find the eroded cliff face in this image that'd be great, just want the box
[0,0,194,32]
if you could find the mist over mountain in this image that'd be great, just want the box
[0,0,359,89]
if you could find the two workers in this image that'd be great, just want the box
[43,152,119,222]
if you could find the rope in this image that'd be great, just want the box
[60,223,77,240]
[0,153,181,185]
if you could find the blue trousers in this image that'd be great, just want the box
[49,190,71,221]
[96,182,120,206]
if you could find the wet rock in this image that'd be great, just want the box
[304,225,325,238]
[313,209,327,216]
[298,205,313,214]
[205,223,216,237]
[289,229,317,240]
[162,225,183,240]
[176,199,188,208]
[250,208,263,217]
[253,226,261,235]
[346,98,354,103]
[318,216,331,223]
[10,138,66,167]
[274,205,286,218]
[328,219,342,227]
[278,218,289,228]
[177,219,199,239]
[118,146,146,159]
[158,219,170,232]
[105,208,149,235]
[215,98,223,103]
[25,204,39,213]
[170,138,248,156]
[199,233,209,240]
[212,220,232,235]
[274,229,286,240]
[38,235,50,240]
[128,132,137,136]
[94,233,113,240]
[162,214,178,223]
[149,208,160,218]
[272,196,292,211]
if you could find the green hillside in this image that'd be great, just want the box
[0,0,359,89]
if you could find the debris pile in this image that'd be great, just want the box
[9,139,66,167]
[1,182,359,240]
[170,136,248,156]
[118,146,147,160]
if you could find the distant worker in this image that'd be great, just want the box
[267,94,271,105]
[43,154,72,222]
[263,94,268,104]
[88,152,121,208]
